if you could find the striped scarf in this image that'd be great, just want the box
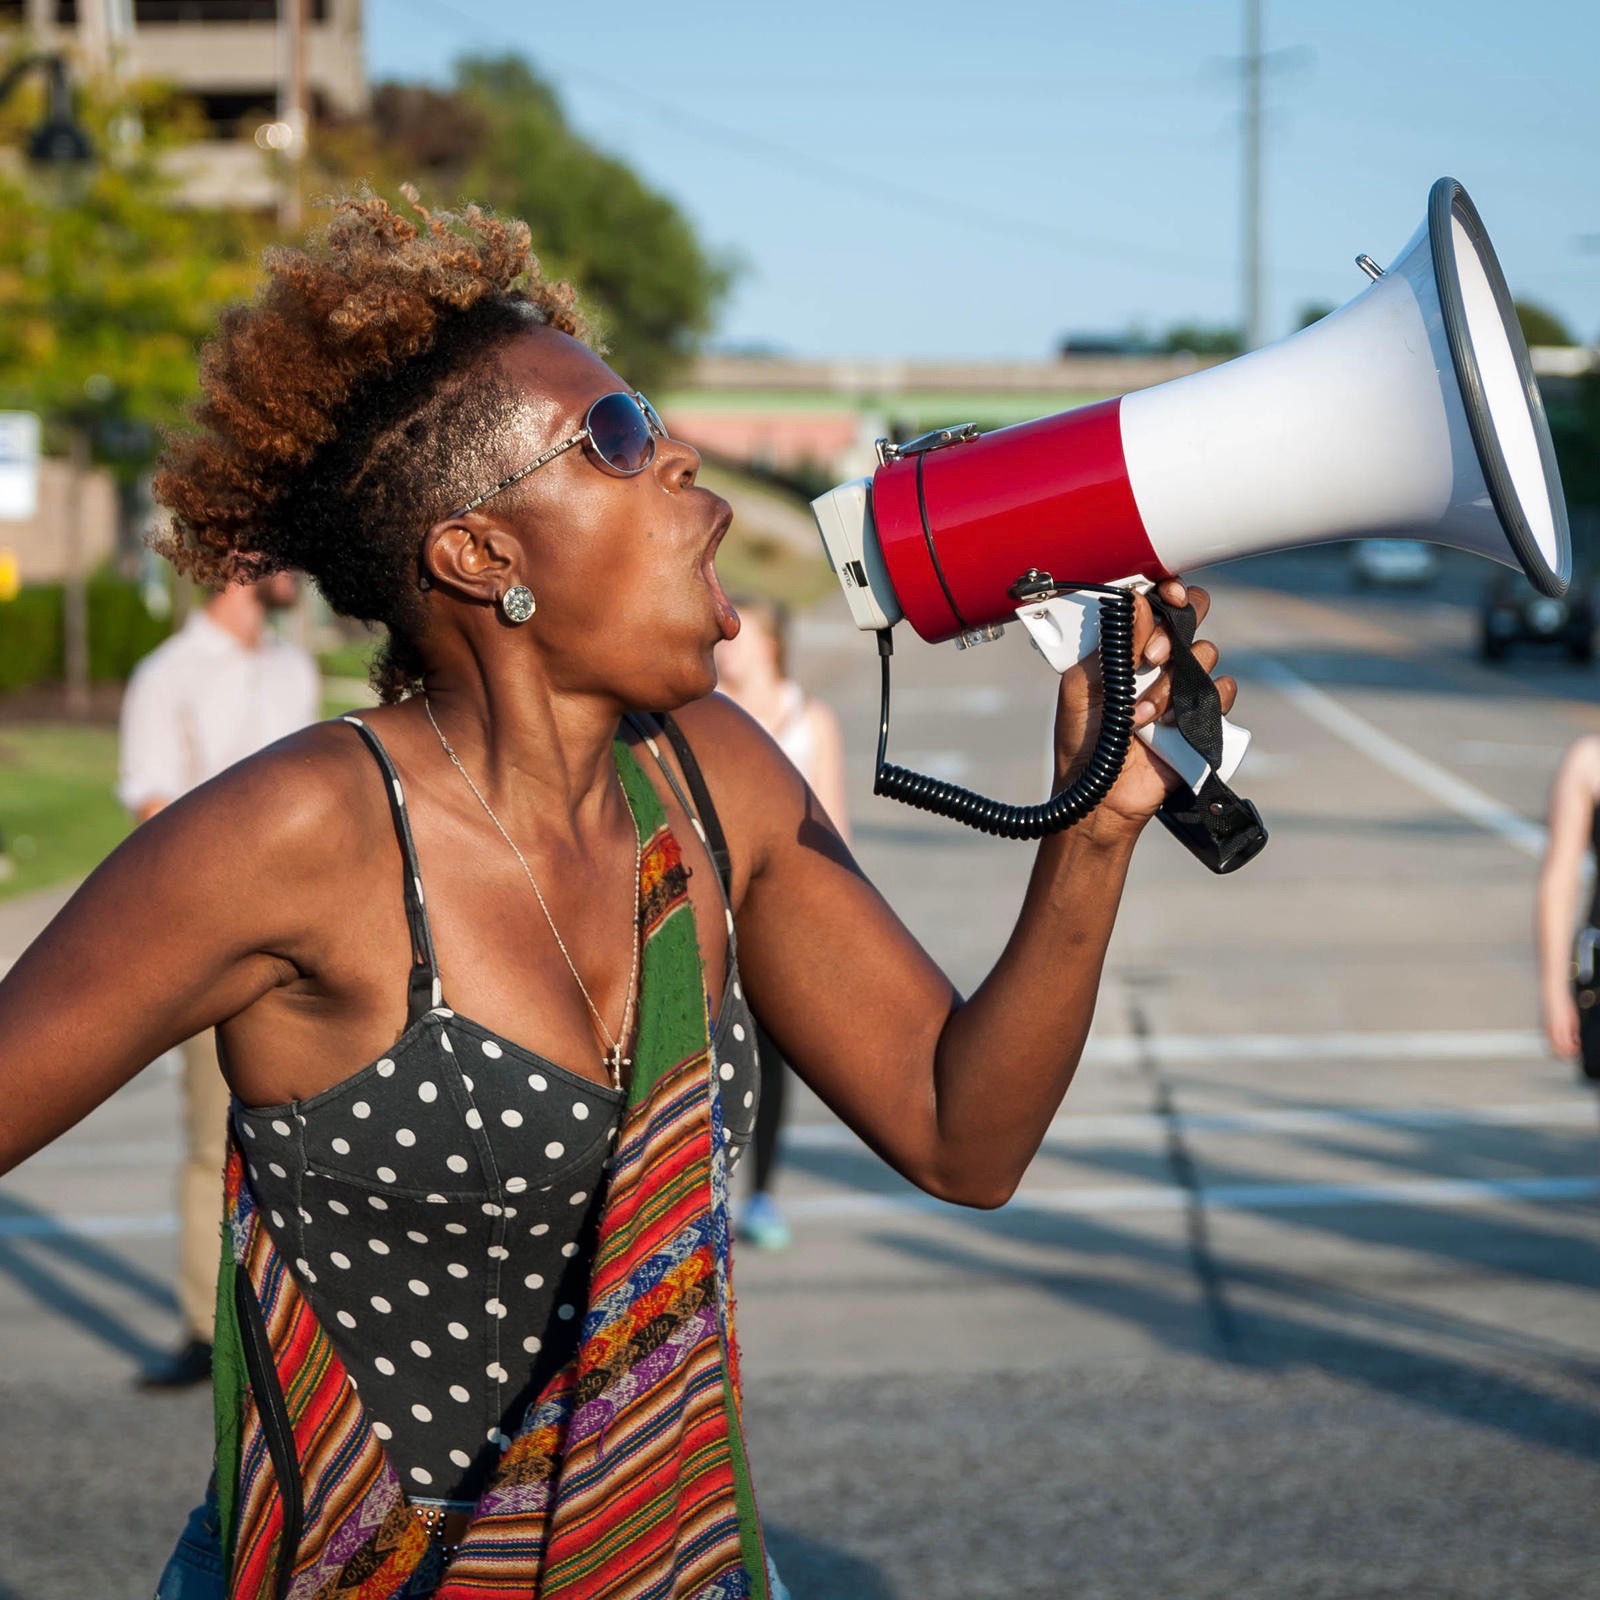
[211,741,769,1600]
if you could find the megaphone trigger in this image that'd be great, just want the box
[1015,579,1252,795]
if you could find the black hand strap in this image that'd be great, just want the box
[1143,592,1269,875]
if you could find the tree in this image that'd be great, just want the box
[1296,302,1336,330]
[1158,322,1244,358]
[1515,300,1575,348]
[316,55,732,390]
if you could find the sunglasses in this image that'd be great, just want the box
[450,390,668,517]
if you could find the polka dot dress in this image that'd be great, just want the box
[234,716,761,1506]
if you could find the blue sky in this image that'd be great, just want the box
[366,0,1599,360]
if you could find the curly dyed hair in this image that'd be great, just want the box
[154,188,589,702]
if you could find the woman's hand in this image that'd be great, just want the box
[1053,577,1238,840]
[1543,983,1581,1059]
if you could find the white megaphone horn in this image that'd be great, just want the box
[810,177,1571,873]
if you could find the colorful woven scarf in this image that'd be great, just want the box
[211,742,769,1600]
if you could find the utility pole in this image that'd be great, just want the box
[278,0,309,232]
[1241,0,1265,352]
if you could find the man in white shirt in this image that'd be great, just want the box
[118,571,320,1387]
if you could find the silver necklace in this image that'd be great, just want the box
[424,695,641,1093]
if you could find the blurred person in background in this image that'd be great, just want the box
[118,569,319,1388]
[1535,733,1600,1102]
[0,195,1230,1598]
[715,595,850,1249]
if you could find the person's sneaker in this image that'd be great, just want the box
[138,1337,213,1391]
[738,1193,791,1251]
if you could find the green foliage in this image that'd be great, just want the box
[0,69,262,479]
[1159,322,1244,357]
[1297,302,1336,330]
[0,575,172,690]
[1547,374,1600,513]
[1515,300,1576,348]
[325,55,731,390]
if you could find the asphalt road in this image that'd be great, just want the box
[3,548,1599,1599]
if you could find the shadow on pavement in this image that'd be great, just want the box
[0,1191,176,1366]
[766,1523,899,1600]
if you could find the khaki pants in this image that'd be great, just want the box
[177,1029,230,1342]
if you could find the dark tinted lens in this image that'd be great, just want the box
[587,391,655,474]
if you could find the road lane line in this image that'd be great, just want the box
[1247,653,1547,858]
[0,1211,177,1240]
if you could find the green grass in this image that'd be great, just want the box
[0,724,129,901]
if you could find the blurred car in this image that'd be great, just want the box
[1479,571,1595,663]
[1349,539,1439,588]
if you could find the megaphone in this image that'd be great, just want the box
[810,177,1571,872]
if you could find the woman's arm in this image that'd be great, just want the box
[0,731,352,1175]
[1536,736,1600,1059]
[686,580,1231,1208]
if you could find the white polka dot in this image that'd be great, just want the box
[450,1448,472,1469]
[271,1119,291,1137]
[722,1128,731,1143]
[465,1108,484,1131]
[409,1340,431,1359]
[297,1207,314,1226]
[734,981,742,1000]
[376,1166,397,1184]
[373,1421,393,1441]
[368,1195,388,1211]
[743,1091,754,1109]
[571,1103,590,1121]
[270,1210,286,1229]
[502,1205,517,1217]
[371,1295,392,1314]
[294,1255,311,1276]
[441,1034,454,1054]
[445,1222,467,1235]
[523,1272,544,1291]
[447,1322,469,1340]
[336,1309,357,1329]
[488,1428,510,1448]
[368,1238,389,1256]
[569,1191,588,1207]
[544,1141,565,1160]
[327,1199,350,1216]
[375,1058,395,1077]
[331,1138,351,1156]
[482,1040,503,1059]
[505,1176,528,1194]
[732,1023,746,1043]
[448,1262,469,1279]
[410,1467,433,1485]
[406,1230,429,1245]
[719,1063,735,1082]
[462,1075,474,1092]
[523,1334,542,1355]
[417,1081,438,1104]
[269,1164,287,1180]
[529,1074,547,1092]
[408,1279,430,1297]
[395,1128,416,1147]
[330,1251,351,1270]
[431,1006,453,1018]
[426,1193,447,1204]
[241,1122,257,1139]
[352,1101,370,1119]
[530,1223,550,1237]
[374,1356,396,1375]
[557,1303,576,1321]
[482,1202,502,1217]
[725,908,734,934]
[488,1245,509,1261]
[446,1155,469,1174]
[561,1242,579,1259]
[485,1297,506,1318]
[501,1108,523,1128]
[449,1384,470,1403]
[486,1362,508,1383]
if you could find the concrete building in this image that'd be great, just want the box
[4,0,366,208]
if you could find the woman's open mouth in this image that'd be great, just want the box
[701,506,739,641]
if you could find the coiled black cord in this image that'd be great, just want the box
[873,585,1138,841]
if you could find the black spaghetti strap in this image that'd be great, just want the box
[627,712,732,897]
[341,715,442,1019]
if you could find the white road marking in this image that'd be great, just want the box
[1247,653,1548,858]
[778,1174,1599,1223]
[0,1211,178,1240]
